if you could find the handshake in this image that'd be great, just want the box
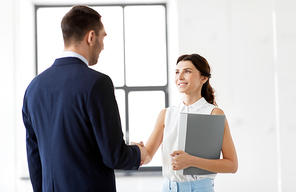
[130,141,150,165]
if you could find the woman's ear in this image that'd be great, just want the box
[201,76,209,84]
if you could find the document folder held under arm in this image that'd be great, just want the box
[176,112,225,175]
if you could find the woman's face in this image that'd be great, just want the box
[175,60,208,95]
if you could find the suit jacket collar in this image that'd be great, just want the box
[59,51,89,66]
[53,57,88,67]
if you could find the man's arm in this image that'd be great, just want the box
[22,102,42,191]
[87,74,144,170]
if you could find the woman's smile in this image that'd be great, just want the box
[177,82,188,88]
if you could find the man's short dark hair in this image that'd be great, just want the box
[61,5,102,46]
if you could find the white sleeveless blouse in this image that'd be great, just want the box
[162,97,216,182]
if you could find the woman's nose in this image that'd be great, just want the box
[178,72,184,80]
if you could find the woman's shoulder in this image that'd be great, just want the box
[159,105,180,122]
[167,103,181,111]
[165,105,180,116]
[159,108,168,116]
[211,107,225,115]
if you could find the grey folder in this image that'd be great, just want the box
[176,112,225,175]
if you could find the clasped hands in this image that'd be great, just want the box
[130,141,149,165]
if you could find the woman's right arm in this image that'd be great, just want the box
[143,108,167,164]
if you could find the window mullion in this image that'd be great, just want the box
[122,6,130,144]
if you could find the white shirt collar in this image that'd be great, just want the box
[59,51,89,66]
[179,97,208,112]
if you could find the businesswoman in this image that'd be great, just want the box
[143,54,238,192]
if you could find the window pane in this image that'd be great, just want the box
[115,89,126,139]
[124,6,167,86]
[90,6,125,87]
[37,7,71,74]
[128,91,165,166]
[37,7,125,87]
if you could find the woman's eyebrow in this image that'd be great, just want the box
[176,68,193,71]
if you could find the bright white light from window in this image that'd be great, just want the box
[124,6,167,86]
[90,6,125,87]
[128,91,165,166]
[37,7,70,74]
[115,89,126,137]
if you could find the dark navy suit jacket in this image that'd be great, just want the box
[22,57,140,192]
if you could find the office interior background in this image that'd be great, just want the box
[1,0,295,191]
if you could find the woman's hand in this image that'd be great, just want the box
[170,150,193,170]
[130,141,144,147]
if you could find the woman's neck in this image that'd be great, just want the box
[183,94,202,106]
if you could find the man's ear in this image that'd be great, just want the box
[86,30,96,46]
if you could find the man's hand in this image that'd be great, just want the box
[130,141,148,166]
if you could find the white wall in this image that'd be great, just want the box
[0,0,17,191]
[276,0,296,191]
[0,0,36,191]
[1,0,295,191]
[176,0,296,191]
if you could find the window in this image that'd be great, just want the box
[35,4,168,169]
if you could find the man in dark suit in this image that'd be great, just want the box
[22,5,147,192]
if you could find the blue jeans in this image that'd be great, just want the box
[162,178,214,192]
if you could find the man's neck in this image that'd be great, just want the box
[64,45,89,63]
[60,51,89,66]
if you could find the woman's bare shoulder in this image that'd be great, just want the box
[211,107,225,115]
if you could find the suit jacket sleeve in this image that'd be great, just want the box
[87,74,141,170]
[22,94,43,192]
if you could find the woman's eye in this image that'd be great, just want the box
[175,71,179,75]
